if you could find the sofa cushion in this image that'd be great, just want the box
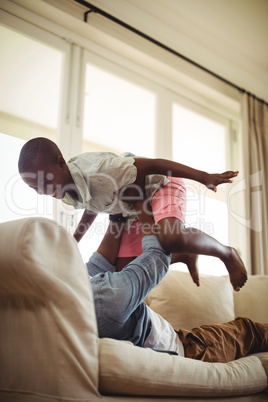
[0,218,99,401]
[99,338,267,397]
[234,275,268,322]
[253,353,268,393]
[145,270,234,331]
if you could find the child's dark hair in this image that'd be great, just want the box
[18,137,62,173]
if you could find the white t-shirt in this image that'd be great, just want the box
[62,152,168,228]
[144,306,185,356]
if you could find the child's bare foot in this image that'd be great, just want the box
[172,253,200,287]
[222,247,247,291]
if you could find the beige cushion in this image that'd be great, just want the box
[253,353,268,393]
[234,275,268,322]
[99,338,267,397]
[145,270,234,330]
[0,218,99,401]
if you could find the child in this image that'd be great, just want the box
[18,137,247,291]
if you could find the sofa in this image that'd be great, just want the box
[0,217,267,402]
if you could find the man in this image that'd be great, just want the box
[86,205,268,362]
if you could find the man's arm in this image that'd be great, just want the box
[96,216,125,265]
[73,210,98,242]
[133,157,238,192]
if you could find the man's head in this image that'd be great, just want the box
[18,137,73,199]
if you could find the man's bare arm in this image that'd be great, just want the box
[97,216,125,265]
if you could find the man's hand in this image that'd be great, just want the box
[204,171,239,192]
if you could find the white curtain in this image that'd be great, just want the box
[242,94,268,275]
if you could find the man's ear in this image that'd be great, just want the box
[57,155,67,169]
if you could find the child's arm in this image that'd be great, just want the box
[73,210,98,242]
[133,157,238,192]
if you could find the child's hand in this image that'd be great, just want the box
[205,171,239,192]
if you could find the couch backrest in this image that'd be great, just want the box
[145,270,235,330]
[145,269,268,331]
[0,218,99,401]
[234,274,268,322]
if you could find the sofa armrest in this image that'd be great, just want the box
[0,218,99,401]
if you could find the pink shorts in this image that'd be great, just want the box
[118,177,186,257]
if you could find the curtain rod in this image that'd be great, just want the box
[74,0,267,107]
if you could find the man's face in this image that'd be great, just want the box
[21,156,74,199]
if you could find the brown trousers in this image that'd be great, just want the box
[177,317,268,363]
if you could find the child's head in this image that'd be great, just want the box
[18,137,73,199]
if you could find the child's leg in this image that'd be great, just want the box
[115,215,199,285]
[156,217,247,291]
[115,218,143,272]
[151,178,247,291]
[178,318,268,362]
[151,177,200,285]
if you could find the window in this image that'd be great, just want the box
[77,58,157,262]
[83,62,156,157]
[0,23,66,223]
[0,133,53,222]
[0,25,63,138]
[172,103,230,275]
[0,11,240,274]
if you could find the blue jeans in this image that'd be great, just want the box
[87,235,171,346]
